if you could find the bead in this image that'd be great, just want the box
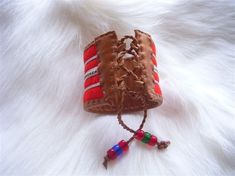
[112,144,123,156]
[104,140,130,169]
[107,148,117,160]
[142,132,151,144]
[135,130,158,146]
[106,140,129,161]
[134,130,145,140]
[118,140,129,152]
[148,135,158,146]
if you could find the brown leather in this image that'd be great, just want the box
[84,30,163,113]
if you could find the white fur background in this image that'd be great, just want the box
[1,0,235,175]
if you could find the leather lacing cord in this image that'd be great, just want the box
[103,36,170,169]
[117,109,147,144]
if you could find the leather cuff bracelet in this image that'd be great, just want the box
[83,30,170,169]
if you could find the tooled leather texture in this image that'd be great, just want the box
[84,30,163,113]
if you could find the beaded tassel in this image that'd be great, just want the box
[103,140,129,169]
[134,130,170,149]
[103,131,170,169]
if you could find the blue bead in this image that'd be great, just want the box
[112,144,123,156]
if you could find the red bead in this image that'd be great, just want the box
[118,140,129,152]
[148,135,158,146]
[134,130,145,140]
[107,148,117,160]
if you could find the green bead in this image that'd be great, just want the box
[141,132,151,144]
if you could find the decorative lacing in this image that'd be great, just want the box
[115,35,147,137]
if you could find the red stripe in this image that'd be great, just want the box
[84,44,97,63]
[152,56,157,66]
[84,86,103,102]
[151,42,156,55]
[153,72,159,82]
[151,42,157,66]
[154,84,162,96]
[84,58,99,73]
[84,74,100,88]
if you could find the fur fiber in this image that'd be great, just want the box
[1,0,235,175]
